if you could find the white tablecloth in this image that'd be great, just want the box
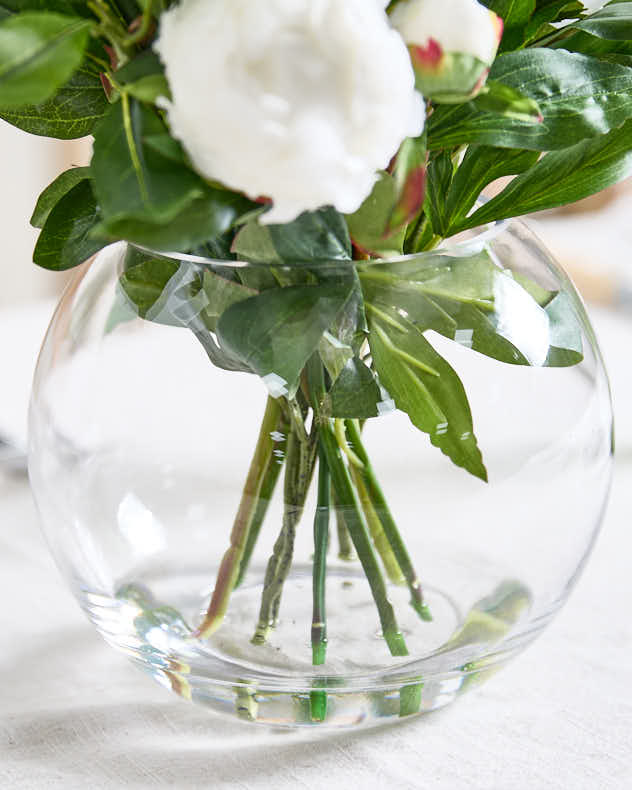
[1,307,631,790]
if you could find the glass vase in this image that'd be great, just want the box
[28,218,613,728]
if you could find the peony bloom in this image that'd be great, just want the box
[390,0,503,101]
[155,0,424,224]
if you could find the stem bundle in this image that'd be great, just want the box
[196,359,432,719]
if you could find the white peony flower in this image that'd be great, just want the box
[155,0,424,225]
[390,0,503,66]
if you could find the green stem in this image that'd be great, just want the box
[87,0,131,63]
[345,419,432,622]
[399,681,424,717]
[334,493,355,561]
[311,445,330,666]
[349,465,404,586]
[318,423,408,657]
[405,212,434,254]
[252,426,309,645]
[194,397,281,638]
[235,411,288,588]
[305,355,407,657]
[122,0,156,46]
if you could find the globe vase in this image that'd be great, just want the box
[28,217,613,729]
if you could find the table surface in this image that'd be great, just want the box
[1,306,631,790]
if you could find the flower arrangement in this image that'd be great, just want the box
[3,0,631,717]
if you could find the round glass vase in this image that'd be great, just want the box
[28,218,613,729]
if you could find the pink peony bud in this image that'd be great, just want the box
[391,0,503,103]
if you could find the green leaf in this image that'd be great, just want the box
[525,1,584,43]
[33,179,104,270]
[118,251,252,372]
[553,4,632,58]
[93,188,255,251]
[483,0,535,52]
[345,173,407,257]
[328,358,382,419]
[432,297,532,365]
[0,54,107,138]
[0,12,92,108]
[217,282,353,397]
[115,51,170,103]
[318,270,367,385]
[119,253,181,321]
[200,269,257,332]
[368,305,487,481]
[108,0,141,24]
[360,251,584,368]
[473,81,543,122]
[428,49,632,150]
[571,3,632,40]
[542,292,583,366]
[362,252,497,311]
[456,120,632,229]
[362,275,458,340]
[114,50,163,84]
[124,74,170,104]
[424,151,454,238]
[30,166,90,228]
[232,206,352,264]
[442,146,540,233]
[92,96,205,225]
[318,332,353,385]
[0,1,94,17]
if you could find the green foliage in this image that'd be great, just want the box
[440,146,539,235]
[117,251,253,371]
[368,304,487,481]
[482,0,584,46]
[119,254,182,321]
[91,97,205,225]
[569,2,632,40]
[0,12,92,108]
[345,173,407,257]
[0,55,108,138]
[114,50,170,103]
[0,1,94,17]
[429,49,632,150]
[473,81,543,122]
[217,280,355,397]
[424,151,456,239]
[359,252,584,369]
[200,270,257,332]
[30,166,90,227]
[328,358,382,419]
[233,207,351,263]
[2,0,619,490]
[456,120,632,229]
[484,0,536,52]
[93,189,256,251]
[91,96,256,250]
[33,179,104,270]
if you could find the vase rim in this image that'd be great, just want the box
[128,216,511,270]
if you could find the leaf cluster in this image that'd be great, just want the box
[0,0,624,482]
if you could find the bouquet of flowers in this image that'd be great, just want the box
[3,0,630,717]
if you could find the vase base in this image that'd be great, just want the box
[79,563,538,728]
[202,565,461,675]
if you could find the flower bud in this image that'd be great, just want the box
[390,0,503,103]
